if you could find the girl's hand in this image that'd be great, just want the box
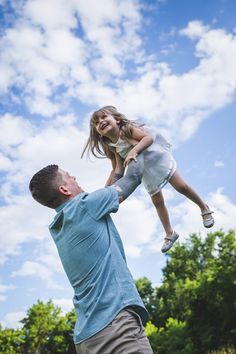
[123,149,138,167]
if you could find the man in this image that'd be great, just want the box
[29,155,153,354]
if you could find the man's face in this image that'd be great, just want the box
[58,169,84,197]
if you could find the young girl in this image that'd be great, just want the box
[82,106,214,252]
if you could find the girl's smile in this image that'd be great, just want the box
[95,113,120,141]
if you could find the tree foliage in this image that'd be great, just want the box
[138,230,236,354]
[0,327,24,354]
[0,300,76,354]
[0,230,235,354]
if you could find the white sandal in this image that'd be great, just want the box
[201,207,214,228]
[161,231,179,253]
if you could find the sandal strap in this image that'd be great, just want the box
[164,237,172,241]
[201,210,214,216]
[164,232,177,241]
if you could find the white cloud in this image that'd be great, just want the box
[162,187,176,202]
[208,188,236,229]
[74,0,142,60]
[113,196,158,257]
[1,2,236,145]
[0,114,33,150]
[0,6,86,116]
[36,238,65,274]
[0,284,15,302]
[11,261,62,289]
[0,113,109,188]
[0,152,12,171]
[0,284,15,293]
[0,0,142,116]
[75,21,236,144]
[3,311,25,329]
[180,20,209,39]
[214,160,224,167]
[52,298,73,315]
[28,96,60,116]
[0,194,52,264]
[24,0,77,30]
[143,188,236,253]
[171,188,236,241]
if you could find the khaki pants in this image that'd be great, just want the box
[75,308,153,354]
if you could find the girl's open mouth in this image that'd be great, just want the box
[100,122,109,130]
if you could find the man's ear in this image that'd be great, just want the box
[58,185,71,196]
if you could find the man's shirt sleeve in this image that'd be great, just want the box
[83,186,119,220]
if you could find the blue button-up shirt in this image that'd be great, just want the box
[49,186,148,344]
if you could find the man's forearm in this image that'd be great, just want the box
[113,172,124,183]
[113,154,144,203]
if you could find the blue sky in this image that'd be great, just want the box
[0,0,236,328]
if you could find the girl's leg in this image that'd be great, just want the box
[151,191,179,253]
[151,191,173,237]
[169,170,209,213]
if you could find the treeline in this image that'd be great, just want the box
[137,230,236,353]
[0,230,235,354]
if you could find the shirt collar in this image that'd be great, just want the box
[55,199,70,213]
[55,192,87,213]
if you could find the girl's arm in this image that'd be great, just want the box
[123,126,154,167]
[113,152,125,182]
[105,152,125,186]
[105,156,116,186]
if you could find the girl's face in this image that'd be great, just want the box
[93,111,120,137]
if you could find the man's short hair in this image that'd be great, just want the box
[29,165,66,209]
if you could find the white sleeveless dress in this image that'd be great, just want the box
[109,131,176,196]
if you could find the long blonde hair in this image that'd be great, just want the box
[81,106,139,159]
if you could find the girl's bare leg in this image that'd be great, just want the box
[169,170,209,213]
[151,191,173,237]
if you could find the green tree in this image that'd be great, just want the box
[21,300,76,353]
[0,327,25,354]
[187,230,236,351]
[135,277,156,319]
[145,318,194,354]
[144,230,236,353]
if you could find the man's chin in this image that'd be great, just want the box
[76,188,84,194]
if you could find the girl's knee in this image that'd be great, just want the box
[151,193,165,207]
[175,182,189,194]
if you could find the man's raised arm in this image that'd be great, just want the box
[113,153,144,203]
